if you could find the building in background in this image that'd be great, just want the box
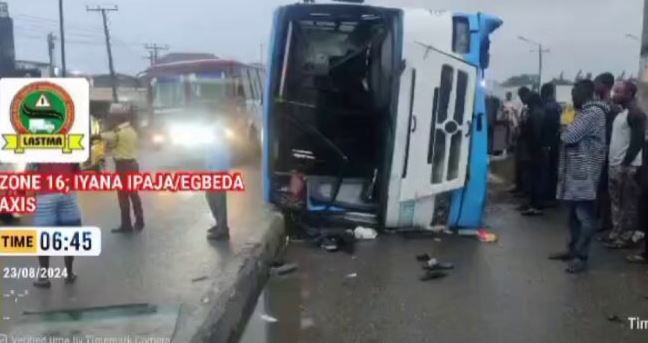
[15,60,51,77]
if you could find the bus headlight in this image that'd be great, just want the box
[169,125,217,146]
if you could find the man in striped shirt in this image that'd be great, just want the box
[549,80,607,273]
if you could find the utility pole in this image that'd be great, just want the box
[144,43,169,65]
[518,36,549,91]
[143,53,155,66]
[58,0,66,77]
[47,32,56,76]
[87,5,119,102]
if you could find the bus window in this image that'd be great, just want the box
[447,70,468,181]
[254,69,263,100]
[190,74,229,106]
[239,68,255,101]
[153,77,186,109]
[431,64,454,184]
[246,68,259,100]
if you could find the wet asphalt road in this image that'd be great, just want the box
[0,144,266,334]
[241,188,648,343]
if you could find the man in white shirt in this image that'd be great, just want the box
[603,81,646,249]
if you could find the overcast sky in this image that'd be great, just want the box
[6,0,645,81]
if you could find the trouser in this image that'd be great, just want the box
[547,148,559,202]
[115,159,144,228]
[529,153,549,209]
[567,200,596,261]
[608,165,641,242]
[640,189,648,257]
[205,191,228,232]
[596,161,612,231]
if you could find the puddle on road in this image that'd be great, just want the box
[239,272,312,343]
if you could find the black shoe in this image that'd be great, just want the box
[65,273,78,284]
[207,230,230,241]
[626,254,648,264]
[521,208,544,216]
[548,252,573,261]
[416,253,431,262]
[419,270,448,281]
[134,221,145,231]
[566,259,588,274]
[516,204,531,211]
[111,226,134,234]
[422,262,455,271]
[603,240,631,249]
[33,278,51,289]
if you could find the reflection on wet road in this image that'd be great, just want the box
[0,144,265,335]
[240,202,648,343]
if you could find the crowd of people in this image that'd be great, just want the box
[507,74,648,273]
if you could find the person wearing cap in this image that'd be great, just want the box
[98,104,144,233]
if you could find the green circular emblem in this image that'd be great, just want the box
[10,81,75,135]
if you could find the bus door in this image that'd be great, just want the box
[397,43,477,227]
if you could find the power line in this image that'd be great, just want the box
[144,43,169,65]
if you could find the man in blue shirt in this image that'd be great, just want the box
[205,125,233,240]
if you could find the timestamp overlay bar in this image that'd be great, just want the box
[0,227,102,256]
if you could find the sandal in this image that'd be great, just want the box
[603,240,631,249]
[626,254,648,264]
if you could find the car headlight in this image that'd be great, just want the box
[152,133,166,144]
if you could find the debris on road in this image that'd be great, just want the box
[423,261,455,271]
[260,313,279,323]
[345,273,358,279]
[354,226,378,240]
[191,276,208,283]
[419,270,448,281]
[270,260,286,268]
[458,229,479,236]
[301,317,315,329]
[433,237,442,243]
[607,314,623,323]
[318,231,356,254]
[270,263,299,276]
[416,253,431,262]
[477,229,498,243]
[430,225,447,233]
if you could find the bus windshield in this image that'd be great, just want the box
[152,73,232,110]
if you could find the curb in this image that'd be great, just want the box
[188,210,285,343]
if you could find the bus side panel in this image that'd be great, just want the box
[263,8,284,202]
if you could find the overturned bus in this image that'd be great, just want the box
[263,1,502,230]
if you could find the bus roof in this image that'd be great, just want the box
[144,58,259,77]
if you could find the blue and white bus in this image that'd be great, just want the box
[263,1,502,230]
